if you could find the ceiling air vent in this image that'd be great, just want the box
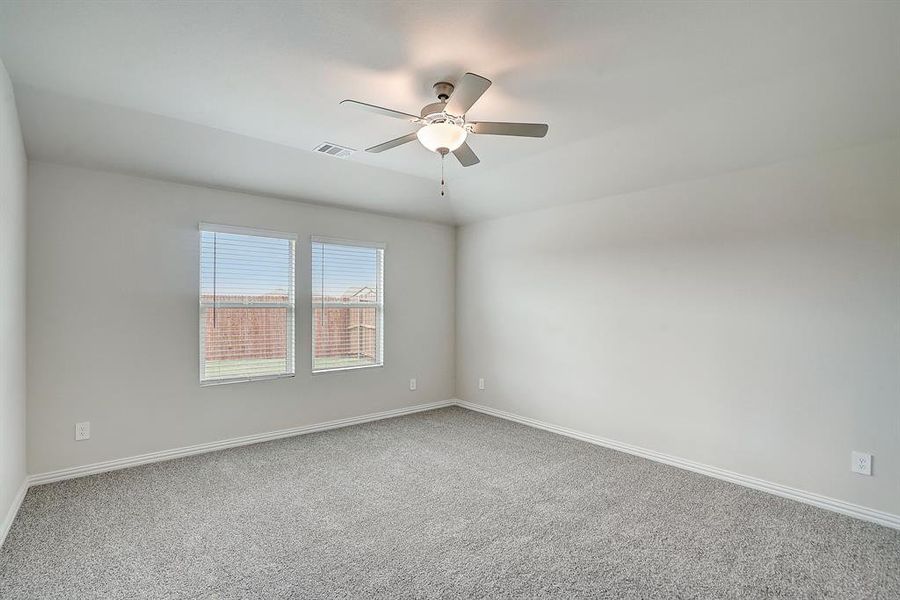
[314,142,355,159]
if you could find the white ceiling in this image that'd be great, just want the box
[1,1,898,224]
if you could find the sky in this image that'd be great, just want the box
[200,231,380,298]
[312,241,380,298]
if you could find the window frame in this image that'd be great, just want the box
[198,222,297,386]
[310,235,385,375]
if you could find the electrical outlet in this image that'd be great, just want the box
[409,378,417,391]
[851,451,872,476]
[478,377,485,391]
[75,421,90,441]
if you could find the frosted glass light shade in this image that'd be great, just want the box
[416,123,467,153]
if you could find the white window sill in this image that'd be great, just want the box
[200,373,295,386]
[312,363,383,375]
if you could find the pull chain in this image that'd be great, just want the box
[440,152,445,197]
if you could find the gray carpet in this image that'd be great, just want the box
[2,407,899,599]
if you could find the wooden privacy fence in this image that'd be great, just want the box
[202,294,376,361]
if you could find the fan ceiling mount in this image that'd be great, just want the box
[341,72,549,168]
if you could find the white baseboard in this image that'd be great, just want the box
[15,398,899,538]
[0,479,29,548]
[453,399,900,531]
[28,400,455,487]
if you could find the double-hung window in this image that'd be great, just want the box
[199,223,296,384]
[311,237,384,373]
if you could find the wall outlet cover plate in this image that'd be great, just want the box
[851,451,872,476]
[75,421,91,441]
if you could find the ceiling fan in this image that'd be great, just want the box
[341,72,548,168]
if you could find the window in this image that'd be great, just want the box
[311,237,384,372]
[199,223,296,384]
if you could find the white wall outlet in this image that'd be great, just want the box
[478,377,485,391]
[75,421,90,441]
[851,451,872,476]
[409,378,417,391]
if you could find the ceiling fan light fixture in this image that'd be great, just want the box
[416,122,467,154]
[344,72,547,170]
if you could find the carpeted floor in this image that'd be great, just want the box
[2,406,899,599]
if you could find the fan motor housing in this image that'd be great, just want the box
[418,109,466,129]
[420,102,449,118]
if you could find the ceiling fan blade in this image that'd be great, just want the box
[365,132,419,153]
[452,142,480,167]
[341,99,422,123]
[445,73,492,116]
[469,121,549,137]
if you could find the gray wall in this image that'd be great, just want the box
[456,139,900,515]
[17,123,900,519]
[0,60,27,527]
[27,162,456,474]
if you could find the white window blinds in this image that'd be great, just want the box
[200,223,296,384]
[311,237,385,373]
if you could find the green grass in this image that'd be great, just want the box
[313,356,378,371]
[204,355,378,379]
[204,358,288,380]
